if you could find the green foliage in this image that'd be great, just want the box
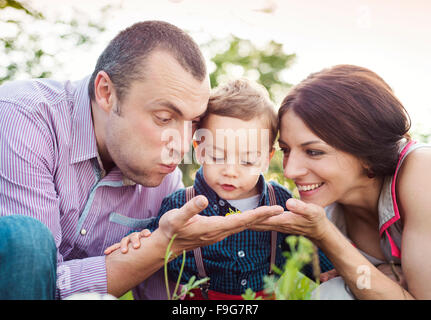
[164,233,210,300]
[0,0,43,18]
[242,288,263,300]
[242,235,320,300]
[163,234,320,300]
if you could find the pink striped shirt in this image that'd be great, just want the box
[0,76,183,299]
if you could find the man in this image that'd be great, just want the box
[0,21,283,299]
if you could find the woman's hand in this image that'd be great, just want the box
[251,198,332,242]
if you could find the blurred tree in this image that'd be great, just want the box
[0,0,108,84]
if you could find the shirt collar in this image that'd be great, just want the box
[69,75,99,164]
[193,167,269,206]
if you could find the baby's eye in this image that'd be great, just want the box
[240,160,255,166]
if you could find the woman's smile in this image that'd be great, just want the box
[296,182,325,197]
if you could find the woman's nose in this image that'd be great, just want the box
[283,153,308,179]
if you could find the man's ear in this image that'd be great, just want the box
[93,71,115,113]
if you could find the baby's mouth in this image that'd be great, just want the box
[220,184,237,191]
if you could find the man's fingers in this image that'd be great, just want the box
[177,195,208,223]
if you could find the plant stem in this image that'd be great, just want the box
[164,233,177,300]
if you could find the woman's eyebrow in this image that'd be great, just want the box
[300,140,323,147]
[278,139,323,147]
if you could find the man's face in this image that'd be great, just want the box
[105,50,210,187]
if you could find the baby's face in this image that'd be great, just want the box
[195,114,273,200]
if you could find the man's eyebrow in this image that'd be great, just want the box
[156,100,183,117]
[156,100,207,120]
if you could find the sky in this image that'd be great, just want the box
[25,0,431,138]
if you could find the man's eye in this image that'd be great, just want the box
[156,116,171,125]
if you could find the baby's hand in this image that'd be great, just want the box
[104,229,152,255]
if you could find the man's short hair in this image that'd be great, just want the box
[88,20,207,103]
[200,78,278,148]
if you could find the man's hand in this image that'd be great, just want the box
[158,195,285,255]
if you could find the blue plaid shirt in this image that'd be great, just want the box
[149,168,333,295]
[149,167,291,294]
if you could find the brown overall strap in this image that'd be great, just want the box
[266,183,278,275]
[186,187,210,299]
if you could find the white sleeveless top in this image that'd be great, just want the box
[325,140,431,265]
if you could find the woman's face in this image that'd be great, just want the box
[279,109,369,207]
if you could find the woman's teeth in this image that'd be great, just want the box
[297,183,324,191]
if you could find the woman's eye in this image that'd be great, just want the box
[306,149,324,156]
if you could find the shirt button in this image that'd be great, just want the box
[238,250,245,258]
[212,204,218,210]
[218,200,225,206]
[241,279,247,286]
[80,229,87,236]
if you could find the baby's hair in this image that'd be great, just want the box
[200,78,278,148]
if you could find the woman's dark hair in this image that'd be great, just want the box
[88,20,206,104]
[278,64,411,177]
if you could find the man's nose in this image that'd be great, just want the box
[283,152,308,180]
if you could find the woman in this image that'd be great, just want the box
[260,64,431,299]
